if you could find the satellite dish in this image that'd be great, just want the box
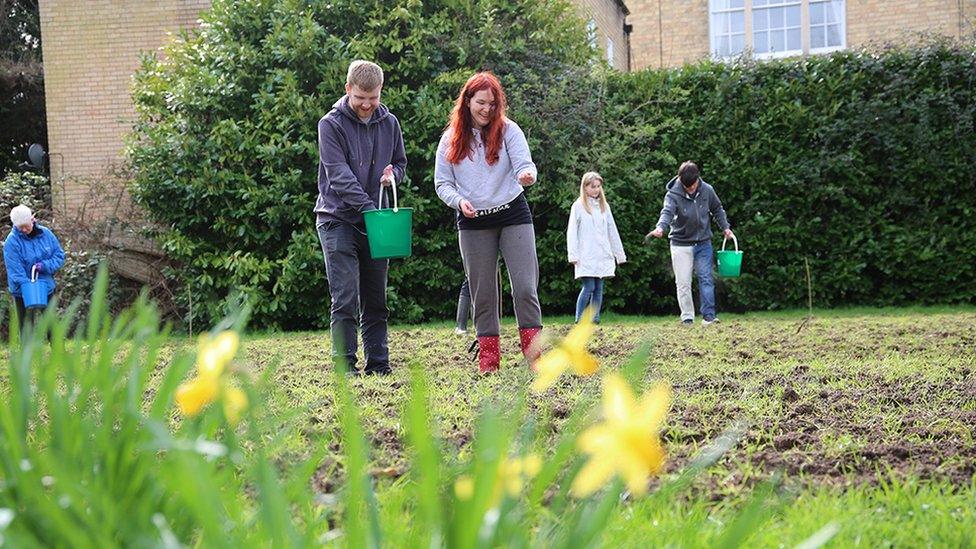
[27,143,46,170]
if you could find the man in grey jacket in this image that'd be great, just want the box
[315,60,407,375]
[646,161,734,325]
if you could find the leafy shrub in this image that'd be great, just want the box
[54,246,140,326]
[128,0,976,329]
[611,39,976,311]
[0,0,47,176]
[0,171,50,220]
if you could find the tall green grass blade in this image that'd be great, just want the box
[714,479,782,548]
[405,362,443,545]
[254,450,302,546]
[333,358,381,549]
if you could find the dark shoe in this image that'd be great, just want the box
[681,319,694,326]
[362,364,392,376]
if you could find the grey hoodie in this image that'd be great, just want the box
[315,96,407,226]
[655,177,730,245]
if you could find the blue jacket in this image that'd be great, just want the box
[314,96,407,227]
[3,224,65,297]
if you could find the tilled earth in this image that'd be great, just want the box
[245,311,976,495]
[656,315,976,490]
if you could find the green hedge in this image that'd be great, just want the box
[601,41,976,314]
[128,0,976,329]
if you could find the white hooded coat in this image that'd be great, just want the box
[567,197,626,279]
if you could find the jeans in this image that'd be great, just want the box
[575,277,604,323]
[317,219,389,371]
[670,241,716,321]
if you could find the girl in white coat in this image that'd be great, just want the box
[567,172,626,323]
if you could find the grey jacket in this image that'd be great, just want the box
[655,177,730,245]
[433,119,537,211]
[315,96,407,226]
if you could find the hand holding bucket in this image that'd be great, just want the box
[363,175,413,259]
[716,233,743,278]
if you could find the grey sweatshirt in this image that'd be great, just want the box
[315,96,407,226]
[433,119,537,211]
[655,176,730,245]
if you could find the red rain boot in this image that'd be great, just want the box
[519,327,542,370]
[478,335,500,373]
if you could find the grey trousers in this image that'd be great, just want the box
[458,223,542,336]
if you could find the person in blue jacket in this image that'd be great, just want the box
[4,205,64,334]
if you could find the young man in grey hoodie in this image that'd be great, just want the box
[646,161,734,325]
[315,60,407,375]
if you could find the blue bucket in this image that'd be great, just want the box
[23,265,48,309]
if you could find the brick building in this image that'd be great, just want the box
[575,0,633,69]
[38,1,210,219]
[37,1,210,282]
[628,0,976,70]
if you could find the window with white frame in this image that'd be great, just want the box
[753,0,801,57]
[809,0,845,51]
[710,0,746,58]
[606,37,615,65]
[709,0,846,60]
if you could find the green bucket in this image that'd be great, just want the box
[716,234,743,278]
[363,180,413,259]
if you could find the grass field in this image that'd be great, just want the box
[227,307,976,545]
[2,305,973,546]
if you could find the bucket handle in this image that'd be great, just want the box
[721,233,739,252]
[30,264,39,282]
[379,176,399,213]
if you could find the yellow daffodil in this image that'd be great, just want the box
[222,385,248,426]
[175,330,248,423]
[454,475,475,501]
[522,453,542,477]
[501,452,542,497]
[571,374,671,498]
[175,375,220,416]
[453,453,542,505]
[531,310,598,393]
[196,331,239,378]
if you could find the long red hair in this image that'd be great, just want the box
[445,72,507,165]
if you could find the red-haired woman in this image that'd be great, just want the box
[434,71,542,374]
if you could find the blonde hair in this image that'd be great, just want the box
[346,60,384,91]
[579,171,608,214]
